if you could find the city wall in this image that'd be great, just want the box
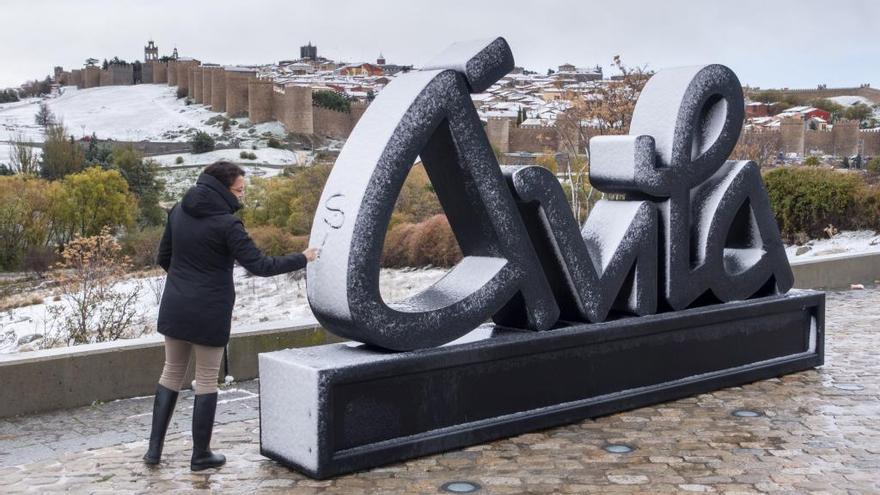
[151,61,167,84]
[274,85,313,135]
[225,68,256,118]
[210,67,226,112]
[175,59,199,93]
[167,60,177,86]
[312,101,368,139]
[776,117,879,157]
[192,66,204,103]
[201,65,217,107]
[83,66,101,88]
[487,118,579,155]
[60,53,376,140]
[248,79,275,123]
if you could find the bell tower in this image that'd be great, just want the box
[144,40,158,61]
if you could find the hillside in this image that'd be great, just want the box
[0,84,285,144]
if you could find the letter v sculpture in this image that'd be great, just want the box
[259,37,825,479]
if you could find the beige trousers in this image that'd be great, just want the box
[158,336,225,395]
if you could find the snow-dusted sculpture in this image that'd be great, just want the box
[307,39,792,351]
[590,64,792,310]
[264,37,822,480]
[307,38,559,351]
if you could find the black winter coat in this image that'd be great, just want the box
[156,173,307,347]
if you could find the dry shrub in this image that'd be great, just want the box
[382,215,461,268]
[382,222,419,268]
[415,215,462,266]
[23,245,59,277]
[44,227,145,347]
[120,226,164,269]
[248,225,303,257]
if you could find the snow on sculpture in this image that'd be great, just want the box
[589,64,793,309]
[307,38,793,351]
[307,38,559,351]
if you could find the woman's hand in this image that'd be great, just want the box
[303,247,320,262]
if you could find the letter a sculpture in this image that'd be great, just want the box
[260,37,824,479]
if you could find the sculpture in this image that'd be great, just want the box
[308,37,792,350]
[263,37,823,479]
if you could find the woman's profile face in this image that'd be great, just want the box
[229,176,245,201]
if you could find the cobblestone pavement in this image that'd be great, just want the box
[1,289,878,494]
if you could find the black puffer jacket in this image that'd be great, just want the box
[156,173,306,347]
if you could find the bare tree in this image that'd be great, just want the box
[732,128,783,168]
[553,56,651,221]
[8,133,39,175]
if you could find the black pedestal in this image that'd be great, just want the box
[259,290,824,479]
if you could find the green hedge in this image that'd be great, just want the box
[763,167,880,242]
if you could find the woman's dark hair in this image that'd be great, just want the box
[204,161,245,188]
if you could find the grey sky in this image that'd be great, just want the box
[1,0,877,90]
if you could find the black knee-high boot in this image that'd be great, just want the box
[143,384,179,465]
[190,392,226,471]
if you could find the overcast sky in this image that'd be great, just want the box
[1,0,877,90]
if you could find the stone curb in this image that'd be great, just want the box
[0,319,343,418]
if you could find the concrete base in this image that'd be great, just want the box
[0,320,342,418]
[791,252,880,289]
[259,291,825,479]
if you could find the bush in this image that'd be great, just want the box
[176,87,188,99]
[0,176,65,270]
[241,164,333,235]
[119,226,164,269]
[803,156,821,167]
[240,151,257,160]
[0,88,19,103]
[175,156,184,165]
[867,156,880,175]
[44,228,145,347]
[40,125,87,180]
[382,222,419,268]
[191,132,215,154]
[247,226,307,256]
[382,215,461,268]
[763,167,880,242]
[312,90,351,113]
[111,146,165,227]
[267,137,283,149]
[22,245,58,277]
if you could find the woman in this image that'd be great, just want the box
[144,161,318,471]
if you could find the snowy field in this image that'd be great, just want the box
[0,267,447,354]
[150,147,311,168]
[785,230,880,260]
[0,85,286,144]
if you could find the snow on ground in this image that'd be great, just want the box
[150,147,311,168]
[786,230,880,260]
[0,85,287,145]
[4,229,880,355]
[827,95,874,107]
[0,267,447,354]
[0,85,215,142]
[0,143,41,166]
[158,157,308,202]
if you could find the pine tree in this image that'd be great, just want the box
[34,102,55,129]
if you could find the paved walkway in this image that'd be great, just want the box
[1,288,878,493]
